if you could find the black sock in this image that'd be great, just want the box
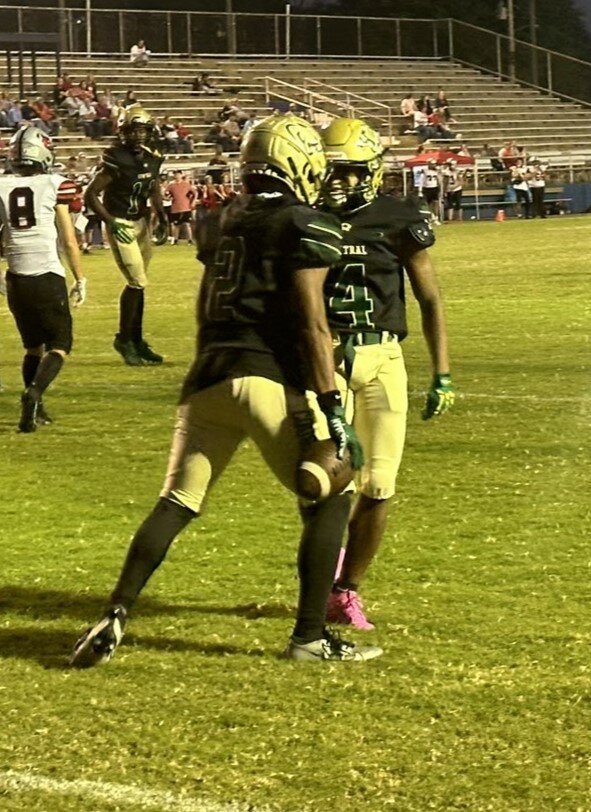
[293,493,350,643]
[131,287,145,344]
[335,580,358,593]
[119,286,142,343]
[22,353,41,388]
[30,351,64,396]
[110,497,196,611]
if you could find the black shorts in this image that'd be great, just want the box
[85,214,102,229]
[170,211,192,225]
[423,187,439,204]
[6,271,73,353]
[446,190,462,210]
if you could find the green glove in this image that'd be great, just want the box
[317,391,364,470]
[422,373,455,420]
[109,218,135,245]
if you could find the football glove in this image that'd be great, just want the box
[317,391,364,470]
[153,217,169,245]
[69,277,87,308]
[109,218,135,245]
[422,373,455,420]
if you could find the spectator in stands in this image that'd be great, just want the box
[220,113,242,148]
[456,142,472,157]
[130,40,150,66]
[7,101,23,130]
[498,140,517,167]
[241,111,260,137]
[21,98,38,122]
[0,94,10,130]
[219,97,248,125]
[53,74,73,108]
[400,92,417,125]
[207,145,228,183]
[204,121,234,152]
[192,73,222,95]
[160,116,192,154]
[83,93,112,139]
[480,142,497,157]
[433,89,455,123]
[412,101,438,142]
[418,94,434,116]
[84,75,98,101]
[123,90,139,108]
[527,156,547,218]
[176,121,194,152]
[427,108,457,141]
[510,159,532,218]
[31,96,59,136]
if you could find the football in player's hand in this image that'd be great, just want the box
[296,439,354,501]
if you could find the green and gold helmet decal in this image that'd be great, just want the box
[321,117,384,210]
[240,113,327,205]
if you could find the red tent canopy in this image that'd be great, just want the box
[404,149,474,167]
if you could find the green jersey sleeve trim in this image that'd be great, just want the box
[301,237,342,257]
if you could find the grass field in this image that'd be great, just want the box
[0,216,589,812]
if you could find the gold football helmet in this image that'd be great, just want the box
[321,117,384,210]
[240,113,327,205]
[118,104,156,151]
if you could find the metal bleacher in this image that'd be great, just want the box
[3,53,591,176]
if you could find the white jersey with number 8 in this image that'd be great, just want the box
[0,173,76,277]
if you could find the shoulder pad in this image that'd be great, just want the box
[289,206,342,267]
[407,218,435,248]
[101,147,127,174]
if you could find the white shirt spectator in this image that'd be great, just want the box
[130,41,150,65]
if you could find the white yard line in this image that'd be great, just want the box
[0,770,270,812]
[409,391,590,403]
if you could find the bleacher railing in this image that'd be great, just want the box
[2,6,591,108]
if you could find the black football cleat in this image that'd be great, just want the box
[36,401,53,426]
[18,387,39,433]
[70,605,127,669]
[135,340,164,365]
[113,334,145,366]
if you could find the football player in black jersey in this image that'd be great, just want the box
[71,114,382,667]
[320,118,455,629]
[85,105,167,366]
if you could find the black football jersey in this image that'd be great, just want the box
[324,195,435,339]
[182,192,342,397]
[101,145,163,220]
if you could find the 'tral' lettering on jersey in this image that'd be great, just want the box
[342,244,368,256]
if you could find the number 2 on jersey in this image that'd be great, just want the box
[8,187,36,230]
[205,236,245,320]
[328,262,375,328]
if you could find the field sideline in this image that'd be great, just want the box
[0,216,589,812]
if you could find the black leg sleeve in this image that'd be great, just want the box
[293,493,351,643]
[30,351,64,396]
[119,286,143,343]
[110,497,196,611]
[22,353,41,388]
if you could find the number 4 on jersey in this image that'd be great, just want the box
[328,262,375,328]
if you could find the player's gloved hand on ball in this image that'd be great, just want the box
[69,277,87,307]
[317,390,364,470]
[109,218,135,245]
[422,373,455,420]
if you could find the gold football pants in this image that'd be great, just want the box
[312,336,408,500]
[160,376,319,514]
[106,217,152,288]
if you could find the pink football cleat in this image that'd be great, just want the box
[326,589,375,631]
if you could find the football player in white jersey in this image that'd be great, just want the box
[0,127,87,432]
